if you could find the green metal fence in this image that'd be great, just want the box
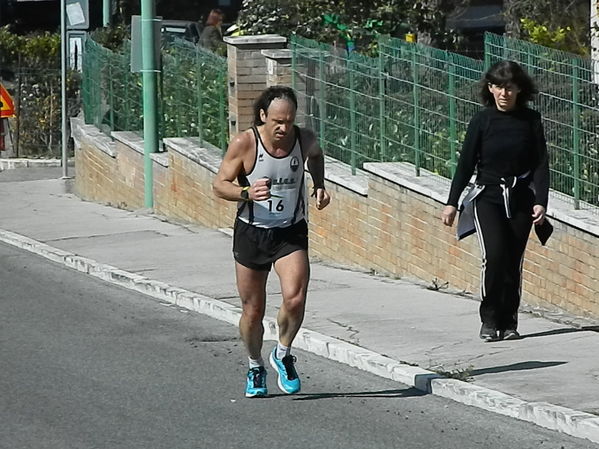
[291,35,483,178]
[82,37,228,151]
[291,33,599,212]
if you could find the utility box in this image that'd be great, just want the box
[130,15,162,73]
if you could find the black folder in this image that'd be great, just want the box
[534,219,553,246]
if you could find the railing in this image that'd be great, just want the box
[291,33,599,211]
[81,38,228,151]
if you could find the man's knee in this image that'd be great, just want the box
[282,293,306,316]
[241,300,266,323]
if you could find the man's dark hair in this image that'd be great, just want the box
[253,86,298,126]
[479,60,538,107]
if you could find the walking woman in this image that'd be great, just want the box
[441,60,550,342]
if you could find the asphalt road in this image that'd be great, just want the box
[0,242,595,449]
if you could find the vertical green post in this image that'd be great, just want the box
[349,56,357,175]
[108,60,115,131]
[195,48,203,144]
[124,61,130,130]
[318,45,326,151]
[483,33,491,71]
[448,54,457,177]
[218,65,227,153]
[291,37,296,91]
[411,43,421,176]
[103,0,110,27]
[378,40,386,161]
[572,58,581,209]
[141,0,159,209]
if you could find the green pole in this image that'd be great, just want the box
[103,0,110,27]
[378,40,386,161]
[412,43,420,176]
[483,33,491,71]
[196,48,203,145]
[291,37,296,91]
[141,0,159,209]
[108,60,115,131]
[349,56,357,175]
[318,45,326,152]
[572,58,581,209]
[448,54,457,177]
[218,67,226,154]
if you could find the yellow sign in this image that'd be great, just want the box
[0,83,15,118]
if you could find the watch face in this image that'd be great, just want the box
[241,188,249,200]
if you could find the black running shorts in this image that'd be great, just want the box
[233,218,308,271]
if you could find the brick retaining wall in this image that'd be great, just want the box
[71,118,599,321]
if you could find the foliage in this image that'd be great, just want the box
[82,38,228,151]
[89,25,130,51]
[503,0,589,55]
[0,26,78,157]
[519,18,578,54]
[236,0,464,54]
[0,25,60,69]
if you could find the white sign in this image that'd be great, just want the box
[66,2,85,26]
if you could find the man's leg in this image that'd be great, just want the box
[235,262,269,359]
[273,249,310,346]
[235,262,269,397]
[269,249,309,394]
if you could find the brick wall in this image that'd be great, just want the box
[71,118,599,321]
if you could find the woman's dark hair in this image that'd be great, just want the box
[479,60,538,107]
[253,86,298,126]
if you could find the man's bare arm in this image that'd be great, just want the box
[213,130,272,202]
[213,131,252,202]
[301,128,330,210]
[302,128,325,189]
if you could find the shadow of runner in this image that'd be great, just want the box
[470,360,567,376]
[283,387,426,401]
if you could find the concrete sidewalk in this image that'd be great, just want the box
[1,171,598,444]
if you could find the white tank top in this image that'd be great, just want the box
[237,127,306,228]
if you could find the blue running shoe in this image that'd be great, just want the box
[269,348,301,394]
[245,366,267,398]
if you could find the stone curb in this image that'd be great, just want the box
[0,158,63,170]
[1,227,598,444]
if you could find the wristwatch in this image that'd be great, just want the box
[240,186,251,201]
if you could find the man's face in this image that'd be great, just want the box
[260,98,296,143]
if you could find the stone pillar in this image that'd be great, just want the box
[262,49,292,88]
[224,35,287,138]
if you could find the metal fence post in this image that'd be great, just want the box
[108,57,115,131]
[318,46,326,151]
[218,66,226,153]
[572,58,581,209]
[291,38,296,91]
[411,43,421,176]
[448,54,457,177]
[349,55,357,175]
[194,48,203,144]
[483,33,491,71]
[378,42,386,161]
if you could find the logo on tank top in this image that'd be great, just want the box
[258,153,264,162]
[290,156,300,172]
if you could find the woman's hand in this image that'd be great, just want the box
[532,204,546,225]
[441,205,457,227]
